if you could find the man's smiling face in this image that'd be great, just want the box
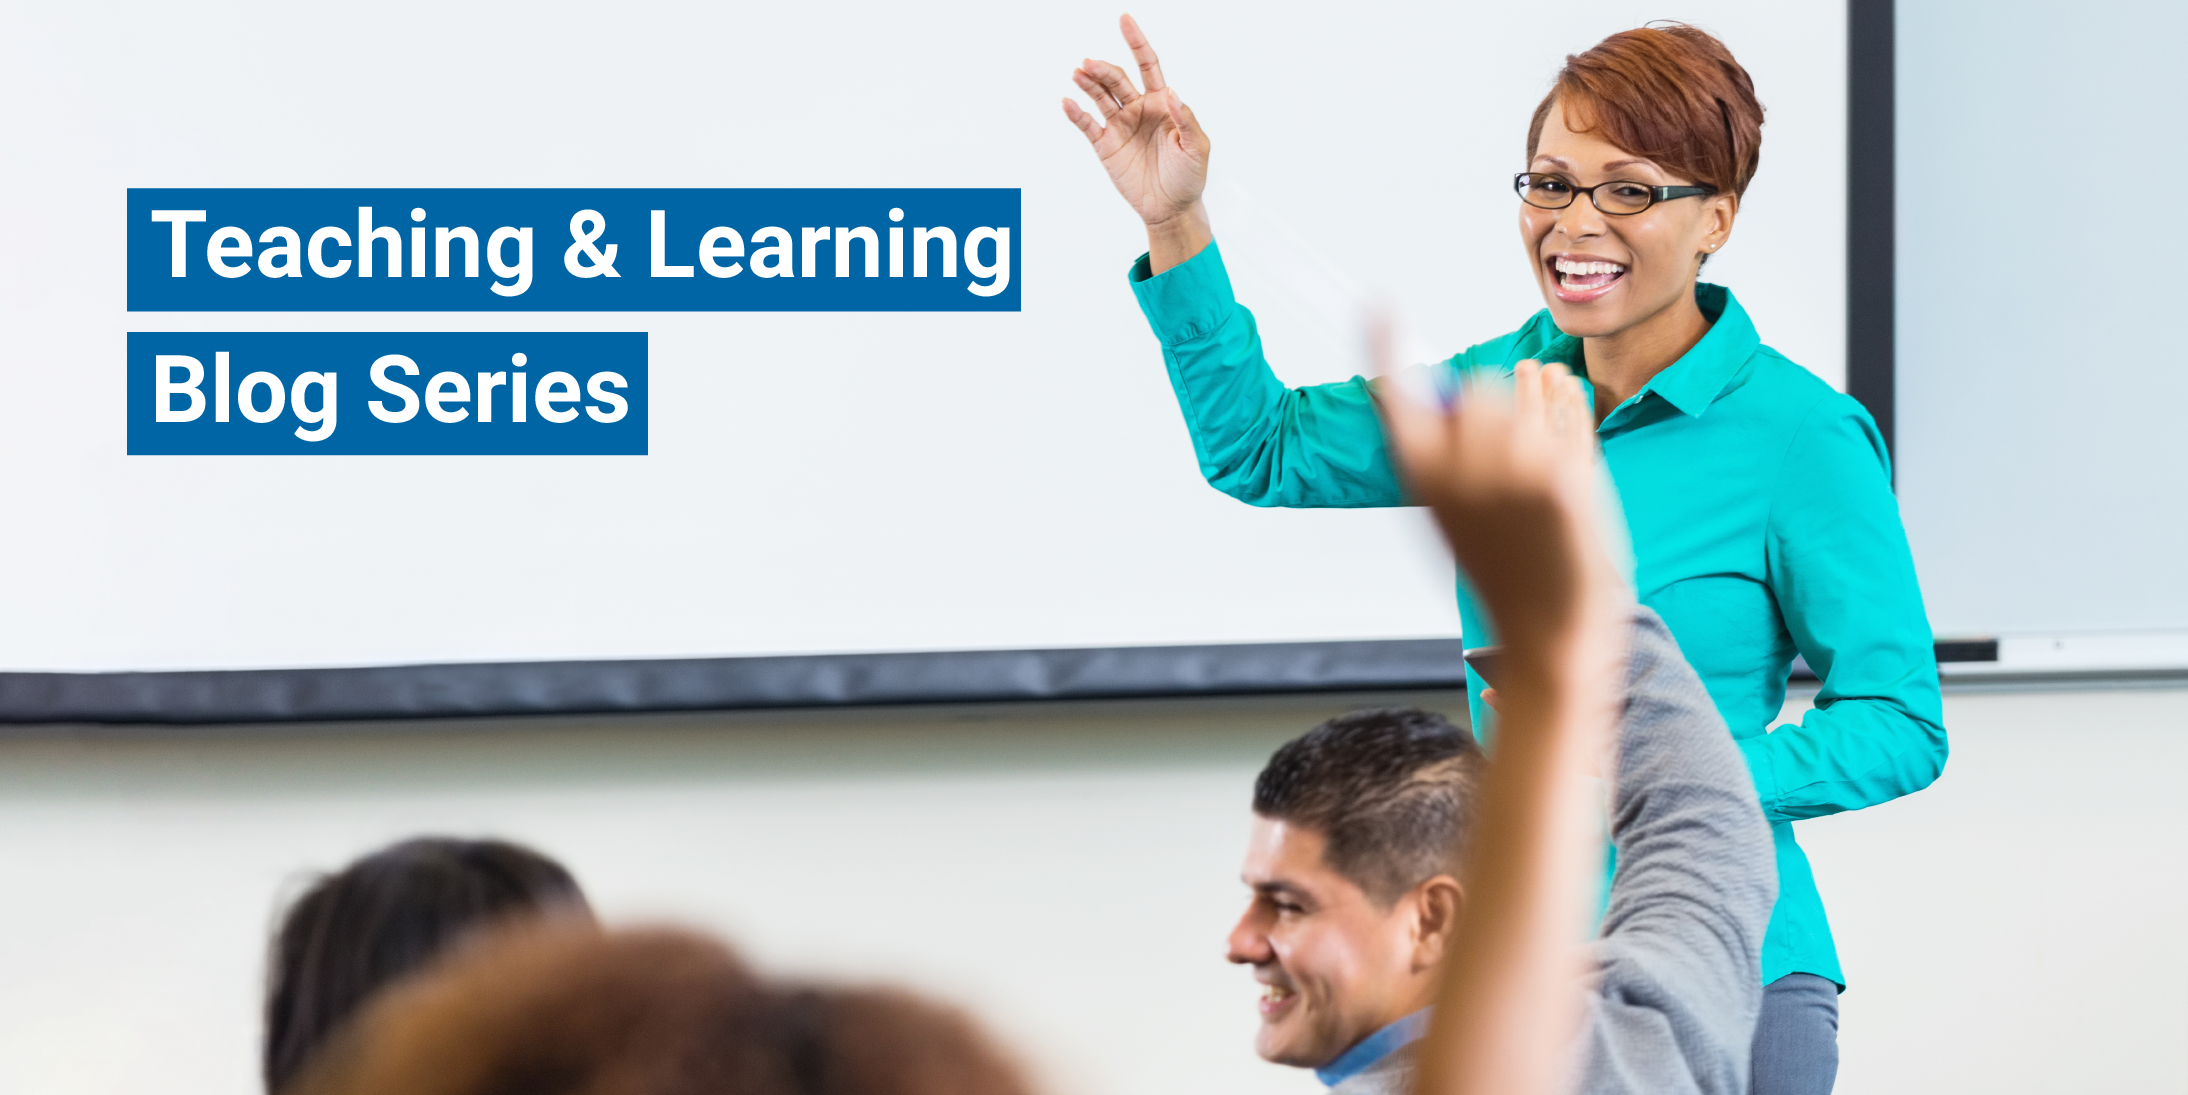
[1224,817,1443,1068]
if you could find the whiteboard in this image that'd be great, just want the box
[0,1,1846,675]
[1895,0,2188,671]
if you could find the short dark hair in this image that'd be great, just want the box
[1252,708,1487,905]
[264,836,589,1093]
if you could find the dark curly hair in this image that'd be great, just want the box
[265,837,589,1092]
[284,923,1036,1095]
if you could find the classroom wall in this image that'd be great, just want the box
[0,684,2179,1095]
[1803,685,2188,1093]
[1895,0,2188,642]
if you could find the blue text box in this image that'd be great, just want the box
[128,332,647,455]
[127,189,1019,312]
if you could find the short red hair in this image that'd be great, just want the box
[1526,24,1765,200]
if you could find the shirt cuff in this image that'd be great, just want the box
[1737,734,1782,819]
[1127,239,1238,345]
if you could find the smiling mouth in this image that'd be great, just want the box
[1551,257,1626,299]
[1259,982,1296,1017]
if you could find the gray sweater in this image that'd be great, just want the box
[1329,609,1774,1095]
[1577,607,1777,1095]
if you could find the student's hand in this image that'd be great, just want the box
[1063,14,1213,272]
[1386,345,1629,1095]
[1374,352,1620,660]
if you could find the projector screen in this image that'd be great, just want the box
[0,2,1847,694]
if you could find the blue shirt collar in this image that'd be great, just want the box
[1313,1010,1431,1087]
[1534,282,1759,426]
[1630,282,1756,419]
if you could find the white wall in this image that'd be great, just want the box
[2,684,2177,1095]
[1895,0,2188,640]
[1796,685,2188,1093]
[0,692,1447,1095]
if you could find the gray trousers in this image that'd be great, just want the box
[1750,973,1839,1095]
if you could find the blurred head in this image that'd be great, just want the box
[284,922,1036,1095]
[1227,708,1485,1068]
[265,837,590,1093]
[1519,25,1761,339]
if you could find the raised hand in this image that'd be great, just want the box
[1378,345,1631,1095]
[1063,14,1212,272]
[1373,347,1625,662]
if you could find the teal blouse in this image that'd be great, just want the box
[1129,241,1947,987]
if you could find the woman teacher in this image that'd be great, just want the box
[1062,18,1946,1095]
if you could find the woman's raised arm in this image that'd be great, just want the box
[1066,15,1405,512]
[1062,14,1214,273]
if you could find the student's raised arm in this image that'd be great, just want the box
[1385,354,1773,1095]
[1063,16,1405,510]
[1378,357,1631,1095]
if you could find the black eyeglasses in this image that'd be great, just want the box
[1514,173,1714,216]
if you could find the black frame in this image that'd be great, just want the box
[1847,0,1896,465]
[2,4,1910,725]
[0,640,1474,726]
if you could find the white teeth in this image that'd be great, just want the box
[1554,258,1626,276]
[1262,985,1293,1001]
